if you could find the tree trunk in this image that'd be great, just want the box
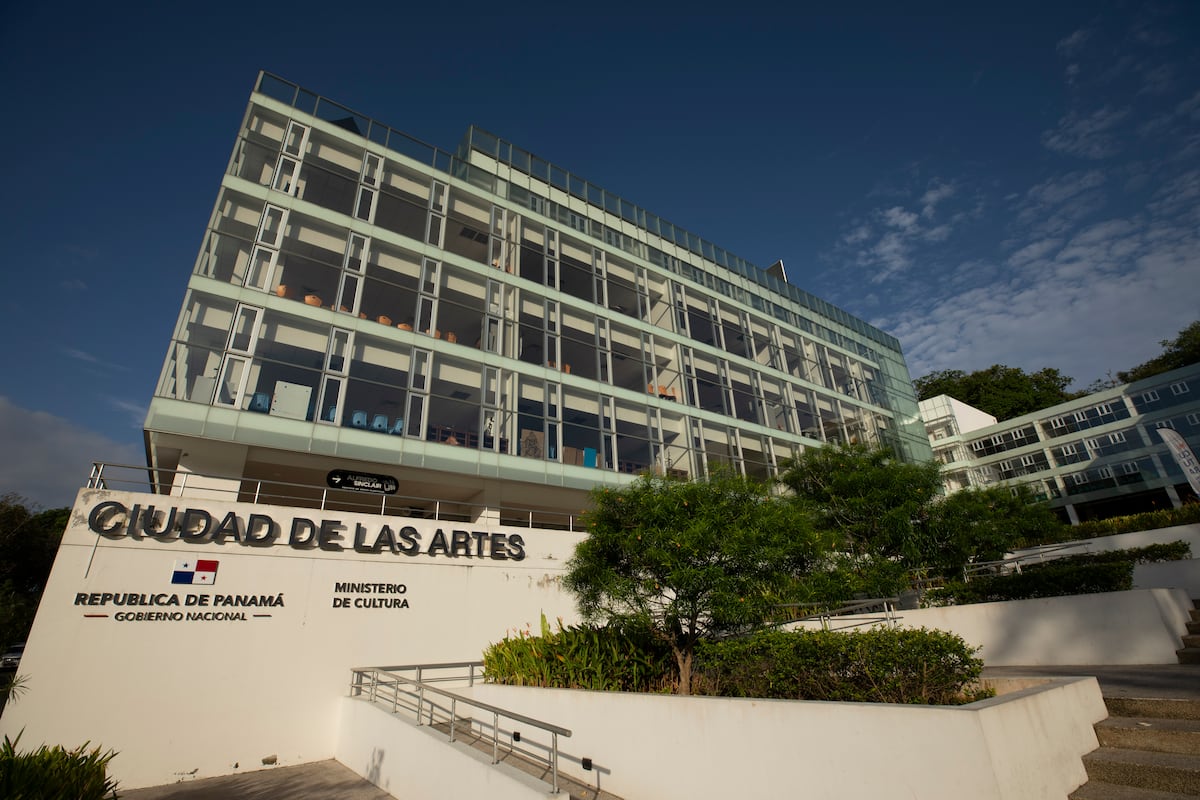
[672,646,693,695]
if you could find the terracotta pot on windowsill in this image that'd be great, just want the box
[397,322,413,331]
[304,294,323,307]
[377,315,393,326]
[446,332,457,343]
[276,284,292,299]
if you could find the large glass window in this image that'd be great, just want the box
[614,401,652,475]
[426,353,485,447]
[609,321,648,393]
[361,239,421,329]
[342,336,410,433]
[561,389,603,467]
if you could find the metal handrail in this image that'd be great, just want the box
[349,662,571,794]
[773,597,902,631]
[85,461,585,531]
[962,540,1089,581]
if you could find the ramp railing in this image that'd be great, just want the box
[349,661,571,794]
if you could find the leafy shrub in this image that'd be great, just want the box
[1066,504,1200,540]
[693,628,987,705]
[1032,540,1191,569]
[934,561,1134,604]
[483,616,674,692]
[0,733,119,800]
[933,540,1189,605]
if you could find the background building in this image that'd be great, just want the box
[142,72,931,524]
[919,363,1200,522]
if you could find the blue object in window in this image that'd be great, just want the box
[350,410,368,429]
[389,418,405,435]
[325,405,338,422]
[249,392,270,413]
[371,414,389,432]
[583,447,598,468]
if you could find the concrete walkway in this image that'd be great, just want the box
[118,759,396,800]
[982,663,1200,699]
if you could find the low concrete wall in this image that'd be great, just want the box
[895,588,1193,665]
[462,676,1106,800]
[335,699,551,800]
[1134,558,1200,598]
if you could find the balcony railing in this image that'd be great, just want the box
[86,462,585,532]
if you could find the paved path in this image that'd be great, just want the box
[982,663,1200,699]
[119,759,396,800]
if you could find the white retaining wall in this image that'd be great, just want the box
[893,588,1194,665]
[0,489,583,789]
[461,677,1107,800]
[1134,559,1200,598]
[336,699,552,800]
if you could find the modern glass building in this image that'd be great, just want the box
[144,72,931,525]
[919,363,1200,522]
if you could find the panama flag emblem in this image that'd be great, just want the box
[172,559,219,585]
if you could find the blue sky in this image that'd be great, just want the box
[1,1,1198,509]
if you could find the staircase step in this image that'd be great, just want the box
[1107,698,1200,721]
[1096,717,1200,756]
[1183,635,1200,648]
[1081,747,1200,795]
[1071,779,1200,799]
[1190,608,1200,623]
[1186,621,1200,636]
[1178,649,1200,666]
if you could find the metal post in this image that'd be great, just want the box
[551,732,560,793]
[450,699,457,743]
[417,687,425,725]
[492,711,499,764]
[469,664,476,686]
[254,480,261,503]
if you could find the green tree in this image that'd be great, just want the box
[777,443,943,567]
[1117,320,1200,383]
[913,365,1078,420]
[564,472,824,694]
[0,494,68,651]
[777,444,1064,586]
[921,485,1064,579]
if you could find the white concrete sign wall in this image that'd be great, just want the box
[0,489,583,790]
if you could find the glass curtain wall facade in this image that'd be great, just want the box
[145,73,930,516]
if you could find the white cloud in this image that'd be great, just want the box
[881,206,919,232]
[1041,106,1130,159]
[1057,28,1092,56]
[920,180,956,218]
[61,347,130,372]
[0,397,143,510]
[881,210,1200,388]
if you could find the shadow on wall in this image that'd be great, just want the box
[367,747,385,788]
